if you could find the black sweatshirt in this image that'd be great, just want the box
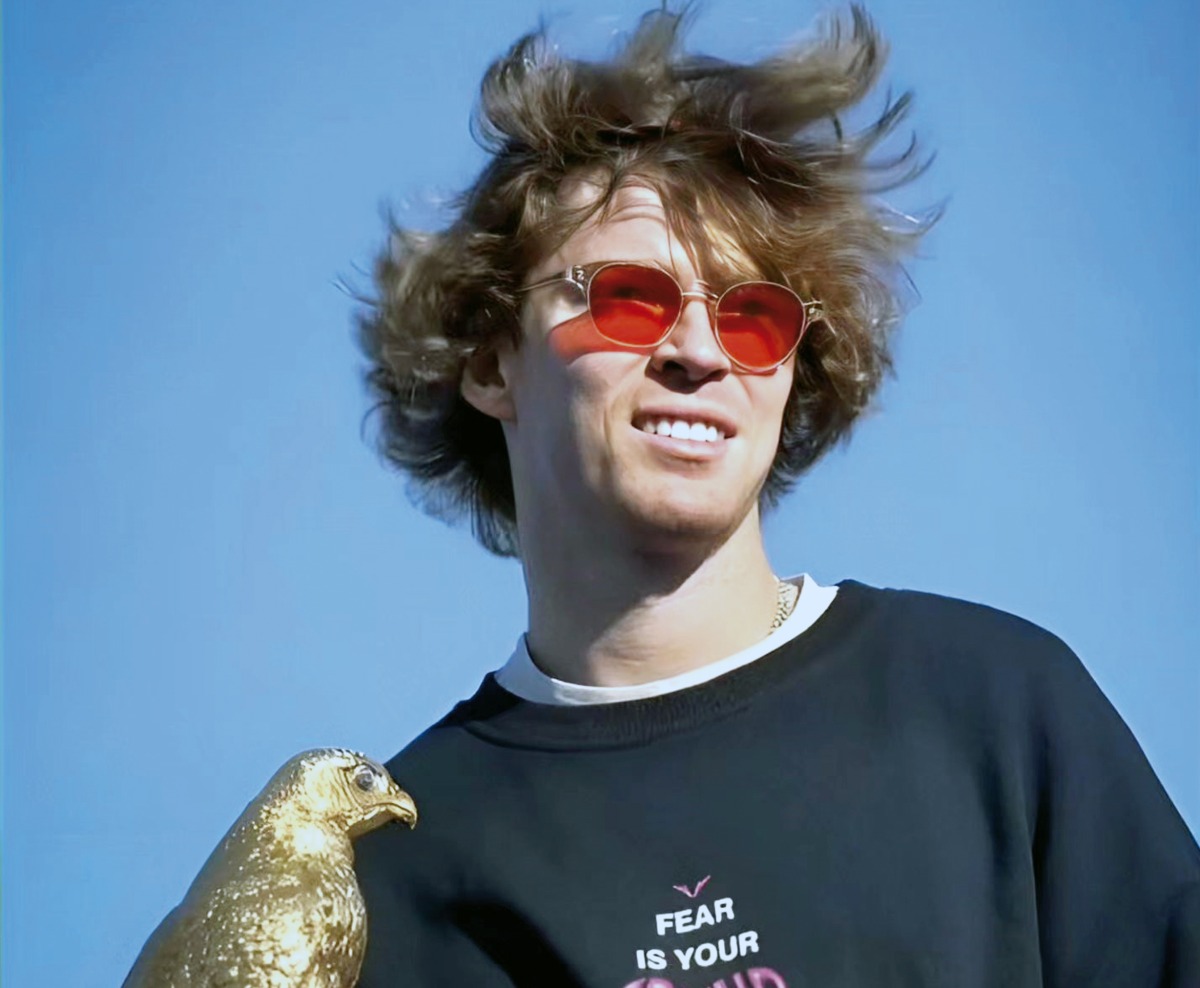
[355,581,1200,986]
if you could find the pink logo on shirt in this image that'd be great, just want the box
[673,876,711,898]
[623,968,788,988]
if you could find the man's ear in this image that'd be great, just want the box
[460,344,517,422]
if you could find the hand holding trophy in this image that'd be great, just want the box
[122,749,416,987]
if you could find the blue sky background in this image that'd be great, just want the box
[4,0,1197,983]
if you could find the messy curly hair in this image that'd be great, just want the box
[358,4,935,557]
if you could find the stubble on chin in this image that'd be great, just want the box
[609,476,760,560]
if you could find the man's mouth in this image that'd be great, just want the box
[633,416,728,444]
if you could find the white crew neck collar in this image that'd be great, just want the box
[495,574,838,706]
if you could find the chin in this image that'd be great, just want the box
[618,485,752,551]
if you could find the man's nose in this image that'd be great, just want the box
[649,293,731,380]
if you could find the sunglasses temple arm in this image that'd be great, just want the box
[803,300,826,321]
[517,267,589,296]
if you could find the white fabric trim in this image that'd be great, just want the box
[495,575,838,706]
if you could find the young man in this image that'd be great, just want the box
[354,8,1199,986]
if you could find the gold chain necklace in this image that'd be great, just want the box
[769,577,800,632]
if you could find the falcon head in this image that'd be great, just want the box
[280,748,418,839]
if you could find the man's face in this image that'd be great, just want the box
[477,181,796,553]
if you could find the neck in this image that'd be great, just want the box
[521,507,780,687]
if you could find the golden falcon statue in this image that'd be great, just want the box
[122,748,417,988]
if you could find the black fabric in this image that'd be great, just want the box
[355,581,1200,987]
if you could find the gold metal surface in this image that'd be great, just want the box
[122,748,417,988]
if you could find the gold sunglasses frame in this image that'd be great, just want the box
[519,262,824,372]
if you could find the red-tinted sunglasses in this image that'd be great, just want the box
[520,262,822,372]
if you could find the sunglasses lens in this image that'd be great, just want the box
[588,264,681,346]
[716,283,805,371]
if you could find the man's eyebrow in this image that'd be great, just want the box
[576,258,709,282]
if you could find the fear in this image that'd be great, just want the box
[655,897,735,935]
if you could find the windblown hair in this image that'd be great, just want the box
[359,4,935,557]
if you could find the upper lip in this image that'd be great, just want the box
[633,405,738,438]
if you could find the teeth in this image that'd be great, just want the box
[638,417,727,443]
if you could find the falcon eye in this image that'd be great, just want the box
[353,766,379,792]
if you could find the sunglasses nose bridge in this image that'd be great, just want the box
[674,285,720,330]
[655,285,730,372]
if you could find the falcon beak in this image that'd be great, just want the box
[387,787,418,829]
[348,787,419,839]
